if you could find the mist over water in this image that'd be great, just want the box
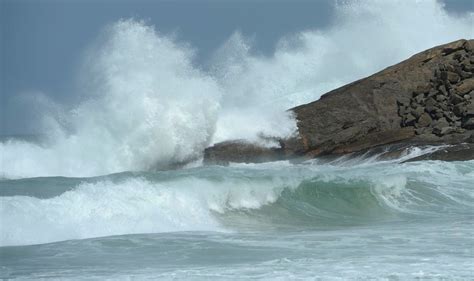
[2,154,473,247]
[1,2,474,279]
[1,0,473,178]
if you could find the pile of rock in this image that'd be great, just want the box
[203,39,474,165]
[398,53,474,136]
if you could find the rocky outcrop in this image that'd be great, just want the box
[399,71,474,137]
[403,143,474,162]
[203,141,285,165]
[204,39,474,164]
[289,39,474,156]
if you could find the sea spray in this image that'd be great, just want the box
[209,0,473,143]
[0,175,292,246]
[1,157,473,246]
[1,0,473,178]
[2,20,222,178]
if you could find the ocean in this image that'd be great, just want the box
[1,0,473,279]
[1,145,473,280]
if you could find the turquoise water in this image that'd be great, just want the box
[1,155,473,280]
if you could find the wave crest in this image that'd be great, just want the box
[2,159,472,246]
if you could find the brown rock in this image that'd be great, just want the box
[414,94,425,104]
[425,97,436,106]
[432,118,450,135]
[415,127,429,135]
[414,84,431,95]
[444,112,460,122]
[424,98,437,113]
[398,106,409,116]
[436,95,446,102]
[292,39,474,154]
[463,118,474,129]
[404,143,474,162]
[438,102,448,111]
[449,94,464,105]
[427,88,438,98]
[203,141,284,165]
[434,117,449,126]
[456,78,474,95]
[404,114,416,126]
[466,103,474,116]
[411,106,425,118]
[425,106,436,114]
[446,71,460,83]
[331,128,415,155]
[417,113,432,128]
[459,70,473,79]
[453,103,466,116]
[463,64,474,73]
[204,39,474,165]
[439,84,448,95]
[440,127,457,135]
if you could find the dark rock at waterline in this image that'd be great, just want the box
[403,143,474,162]
[204,39,474,164]
[203,141,284,165]
[464,118,474,129]
[289,39,474,156]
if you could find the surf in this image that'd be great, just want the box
[1,0,473,179]
[2,157,472,247]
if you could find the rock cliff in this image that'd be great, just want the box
[204,39,474,164]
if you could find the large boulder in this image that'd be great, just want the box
[288,39,474,157]
[403,143,474,162]
[203,141,284,165]
[204,39,474,164]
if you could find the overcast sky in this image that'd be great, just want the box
[0,0,473,135]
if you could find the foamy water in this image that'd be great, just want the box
[1,0,473,179]
[1,158,473,279]
[1,1,473,280]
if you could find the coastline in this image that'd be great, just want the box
[204,39,474,165]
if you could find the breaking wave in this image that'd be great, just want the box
[1,159,473,246]
[1,0,473,178]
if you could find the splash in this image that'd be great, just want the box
[0,176,290,246]
[1,0,473,178]
[1,158,473,246]
[2,20,221,177]
[210,0,473,141]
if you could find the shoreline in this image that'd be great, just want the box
[204,39,474,165]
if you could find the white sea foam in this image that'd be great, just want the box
[0,176,290,246]
[1,0,473,178]
[1,158,472,246]
[2,20,221,178]
[209,0,473,142]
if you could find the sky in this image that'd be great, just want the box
[0,0,473,135]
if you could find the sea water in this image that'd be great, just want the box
[1,150,473,280]
[1,0,473,279]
